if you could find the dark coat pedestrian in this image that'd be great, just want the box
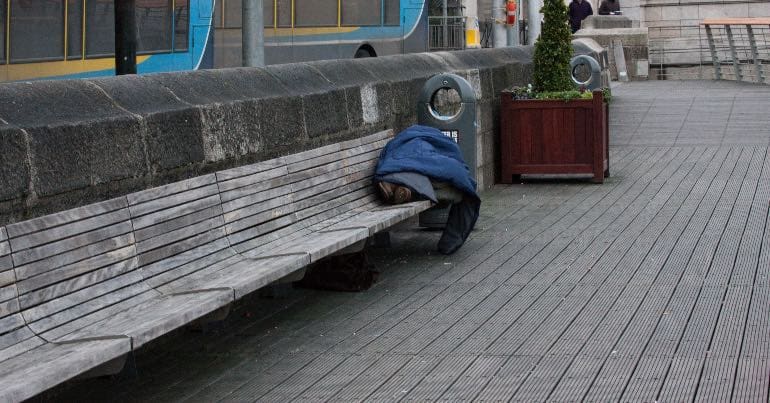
[568,0,593,33]
[598,0,620,15]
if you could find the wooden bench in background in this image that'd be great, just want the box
[0,130,431,402]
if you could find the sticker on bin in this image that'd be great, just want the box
[441,130,459,143]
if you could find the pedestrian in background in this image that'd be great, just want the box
[598,0,620,15]
[568,0,593,33]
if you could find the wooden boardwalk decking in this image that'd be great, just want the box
[44,80,770,402]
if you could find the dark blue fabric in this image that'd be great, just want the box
[374,125,479,201]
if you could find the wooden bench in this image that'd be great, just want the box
[0,130,431,402]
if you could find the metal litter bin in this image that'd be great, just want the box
[416,73,477,228]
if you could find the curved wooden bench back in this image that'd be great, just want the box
[5,199,149,341]
[127,174,235,290]
[218,131,392,257]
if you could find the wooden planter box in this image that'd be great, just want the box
[500,90,609,184]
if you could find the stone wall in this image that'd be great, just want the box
[0,47,536,226]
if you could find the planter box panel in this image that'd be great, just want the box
[500,91,609,184]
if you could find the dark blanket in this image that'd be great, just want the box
[374,125,480,255]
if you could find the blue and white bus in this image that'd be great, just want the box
[0,0,428,82]
[0,0,214,82]
[214,0,428,67]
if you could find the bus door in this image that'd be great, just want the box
[402,8,428,54]
[192,0,214,69]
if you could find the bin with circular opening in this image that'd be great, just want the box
[416,73,477,228]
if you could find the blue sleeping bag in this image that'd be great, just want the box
[374,125,480,254]
[374,125,480,201]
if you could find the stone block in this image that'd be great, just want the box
[144,108,206,169]
[27,118,146,197]
[698,3,749,19]
[582,15,634,29]
[0,124,29,202]
[89,74,188,115]
[0,80,132,127]
[310,59,378,86]
[266,63,335,95]
[302,89,350,138]
[147,68,287,105]
[196,98,306,162]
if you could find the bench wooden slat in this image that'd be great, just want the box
[126,175,216,205]
[56,289,232,348]
[0,270,14,289]
[280,142,344,167]
[5,198,127,239]
[151,250,245,291]
[222,160,373,236]
[271,227,370,262]
[324,201,433,236]
[128,181,219,219]
[135,215,226,255]
[223,192,295,233]
[284,137,384,174]
[139,238,232,288]
[6,199,152,348]
[222,163,377,252]
[0,326,42,363]
[159,254,309,299]
[214,157,287,183]
[0,299,19,319]
[239,193,379,256]
[135,225,229,268]
[217,165,289,196]
[0,337,131,403]
[14,233,135,283]
[0,228,9,255]
[127,174,236,294]
[9,209,131,254]
[131,194,222,234]
[21,273,150,326]
[38,288,158,342]
[18,253,139,308]
[12,221,134,268]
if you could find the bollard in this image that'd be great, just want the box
[416,73,477,228]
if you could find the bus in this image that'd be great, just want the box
[0,0,428,82]
[214,0,428,67]
[0,0,214,82]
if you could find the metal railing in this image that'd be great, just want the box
[647,18,770,83]
[429,16,466,51]
[702,18,770,84]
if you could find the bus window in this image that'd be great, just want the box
[68,0,83,59]
[264,0,274,28]
[295,0,336,27]
[10,1,65,63]
[174,0,189,51]
[341,1,381,26]
[85,0,114,57]
[0,3,5,63]
[276,0,290,28]
[136,0,173,53]
[384,0,400,26]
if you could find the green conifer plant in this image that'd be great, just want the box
[532,0,574,93]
